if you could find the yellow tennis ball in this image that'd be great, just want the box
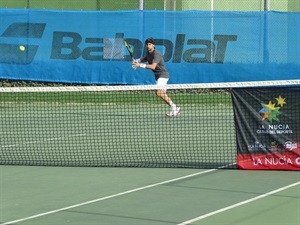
[19,45,25,51]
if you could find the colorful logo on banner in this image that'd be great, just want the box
[259,96,286,122]
[256,96,293,136]
[232,88,300,170]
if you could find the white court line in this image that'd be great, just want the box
[178,181,300,225]
[0,168,219,225]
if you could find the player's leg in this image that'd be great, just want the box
[155,78,180,117]
[155,77,172,104]
[156,89,171,104]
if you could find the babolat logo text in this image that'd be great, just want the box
[1,23,237,64]
[50,32,237,63]
[0,23,46,64]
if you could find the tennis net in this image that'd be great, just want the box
[1,80,299,169]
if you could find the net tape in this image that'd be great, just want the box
[0,80,300,92]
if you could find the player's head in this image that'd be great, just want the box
[145,38,155,52]
[145,38,155,45]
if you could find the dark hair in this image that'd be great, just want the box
[145,38,155,44]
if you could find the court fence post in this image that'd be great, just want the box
[138,0,144,10]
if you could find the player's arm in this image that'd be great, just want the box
[140,57,147,63]
[132,57,150,69]
[133,55,158,70]
[143,62,157,70]
[133,57,146,63]
[132,61,157,70]
[143,52,160,70]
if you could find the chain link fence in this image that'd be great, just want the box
[0,0,299,11]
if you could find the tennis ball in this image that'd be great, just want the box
[19,45,25,51]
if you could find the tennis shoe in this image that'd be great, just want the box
[166,106,181,117]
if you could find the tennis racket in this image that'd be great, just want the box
[124,40,134,60]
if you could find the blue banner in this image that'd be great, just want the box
[0,9,299,84]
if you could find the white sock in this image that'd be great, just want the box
[169,101,176,110]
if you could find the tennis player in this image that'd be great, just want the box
[132,38,180,117]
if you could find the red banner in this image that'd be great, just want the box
[237,151,300,170]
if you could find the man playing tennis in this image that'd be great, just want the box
[132,38,180,117]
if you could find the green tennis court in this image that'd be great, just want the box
[0,89,299,224]
[1,1,299,223]
[1,166,299,224]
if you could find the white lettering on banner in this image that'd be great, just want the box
[247,141,267,152]
[284,141,298,151]
[265,157,293,165]
[257,124,293,134]
[253,158,262,166]
[268,124,290,130]
[275,130,293,134]
[253,157,296,166]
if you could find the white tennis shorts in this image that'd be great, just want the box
[156,78,169,91]
[156,78,169,85]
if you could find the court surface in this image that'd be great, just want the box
[0,90,299,224]
[1,165,299,225]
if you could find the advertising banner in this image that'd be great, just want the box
[232,87,300,170]
[0,9,299,84]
